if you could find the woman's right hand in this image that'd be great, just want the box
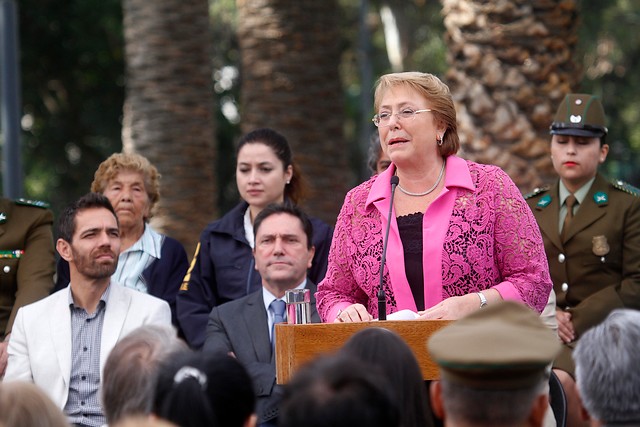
[556,309,575,343]
[334,304,374,323]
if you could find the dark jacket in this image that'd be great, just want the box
[177,201,333,349]
[526,174,640,372]
[54,234,188,327]
[203,281,320,424]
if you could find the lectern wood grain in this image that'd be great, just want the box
[275,320,450,384]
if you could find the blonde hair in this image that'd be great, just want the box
[373,72,460,157]
[0,381,70,427]
[91,152,161,219]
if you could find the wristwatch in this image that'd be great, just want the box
[477,292,488,308]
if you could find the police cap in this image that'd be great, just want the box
[550,93,608,138]
[427,301,560,390]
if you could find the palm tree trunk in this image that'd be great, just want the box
[122,0,217,254]
[442,0,581,191]
[237,0,352,223]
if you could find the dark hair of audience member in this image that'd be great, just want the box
[102,324,187,425]
[340,327,432,427]
[235,127,307,204]
[153,351,256,427]
[279,354,400,427]
[57,192,118,242]
[0,381,70,427]
[253,202,314,249]
[367,132,382,173]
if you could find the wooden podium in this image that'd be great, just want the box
[274,320,450,384]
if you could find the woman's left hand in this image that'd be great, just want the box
[418,290,501,320]
[418,296,473,320]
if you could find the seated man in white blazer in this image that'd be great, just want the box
[4,192,171,427]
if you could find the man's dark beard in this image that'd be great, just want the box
[72,248,118,280]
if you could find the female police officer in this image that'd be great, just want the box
[526,94,640,427]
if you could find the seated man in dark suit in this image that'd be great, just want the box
[203,203,320,427]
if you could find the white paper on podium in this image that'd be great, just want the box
[380,309,420,321]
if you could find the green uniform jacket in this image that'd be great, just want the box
[0,198,55,338]
[526,174,640,372]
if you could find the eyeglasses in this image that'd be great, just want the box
[372,108,433,127]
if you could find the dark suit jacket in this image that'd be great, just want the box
[178,201,332,349]
[526,174,640,372]
[203,280,320,423]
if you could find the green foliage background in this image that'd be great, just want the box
[16,0,125,213]
[577,1,640,182]
[7,0,640,217]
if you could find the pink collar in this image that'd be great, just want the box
[365,155,474,210]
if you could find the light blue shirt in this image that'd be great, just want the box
[262,280,307,342]
[113,225,163,293]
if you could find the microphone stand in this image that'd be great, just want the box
[378,175,399,320]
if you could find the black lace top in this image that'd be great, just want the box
[397,212,424,311]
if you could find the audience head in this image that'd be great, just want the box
[111,415,176,427]
[427,301,560,427]
[56,193,120,280]
[253,203,313,250]
[102,324,187,425]
[574,309,640,426]
[548,94,609,190]
[252,203,315,295]
[373,72,460,157]
[57,192,118,243]
[153,351,256,427]
[91,152,160,222]
[279,354,400,427]
[0,381,69,427]
[367,132,391,175]
[340,327,431,427]
[235,128,306,206]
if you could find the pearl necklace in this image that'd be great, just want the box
[397,160,446,197]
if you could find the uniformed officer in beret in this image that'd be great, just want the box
[0,197,55,376]
[525,93,640,427]
[427,301,560,427]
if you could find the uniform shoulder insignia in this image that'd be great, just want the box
[14,198,51,209]
[524,186,550,200]
[611,180,640,197]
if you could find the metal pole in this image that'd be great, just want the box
[0,0,23,198]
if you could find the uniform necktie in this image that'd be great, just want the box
[270,299,286,348]
[562,194,577,239]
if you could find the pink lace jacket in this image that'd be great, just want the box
[316,156,552,322]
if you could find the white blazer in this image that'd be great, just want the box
[4,282,171,409]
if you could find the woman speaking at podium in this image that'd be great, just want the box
[316,72,551,323]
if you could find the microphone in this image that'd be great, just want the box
[378,175,399,321]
